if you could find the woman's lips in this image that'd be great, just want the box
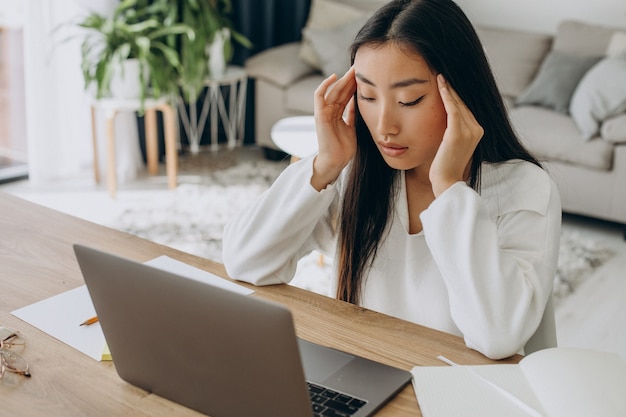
[379,142,408,157]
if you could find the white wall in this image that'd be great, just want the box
[0,0,24,28]
[22,0,142,184]
[455,0,626,34]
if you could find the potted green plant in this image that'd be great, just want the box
[77,0,195,108]
[172,0,252,103]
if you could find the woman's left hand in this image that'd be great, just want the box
[430,74,484,197]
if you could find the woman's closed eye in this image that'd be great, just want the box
[358,94,426,106]
[399,95,426,107]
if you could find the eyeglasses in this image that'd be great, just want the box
[0,327,31,378]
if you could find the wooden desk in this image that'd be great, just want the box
[0,192,519,417]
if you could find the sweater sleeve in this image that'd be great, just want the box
[222,156,340,286]
[420,164,562,359]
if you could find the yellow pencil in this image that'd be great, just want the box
[79,316,99,326]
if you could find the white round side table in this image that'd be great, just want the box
[270,116,319,163]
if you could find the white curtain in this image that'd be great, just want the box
[22,0,143,184]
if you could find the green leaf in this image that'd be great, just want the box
[135,36,151,54]
[117,43,132,60]
[232,30,253,49]
[120,19,160,34]
[148,24,195,41]
[115,0,138,17]
[152,41,182,69]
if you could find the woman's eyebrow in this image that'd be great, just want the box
[391,78,429,88]
[355,72,430,89]
[355,72,375,86]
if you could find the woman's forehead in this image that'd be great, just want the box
[354,43,433,84]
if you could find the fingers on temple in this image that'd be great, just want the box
[437,75,462,110]
[317,69,356,103]
[344,96,356,125]
[330,69,357,106]
[437,75,456,115]
[438,74,478,126]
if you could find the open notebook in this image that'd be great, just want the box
[412,347,626,417]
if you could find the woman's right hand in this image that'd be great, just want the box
[311,67,357,191]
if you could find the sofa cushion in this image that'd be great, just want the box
[606,31,626,57]
[515,51,600,114]
[476,26,552,98]
[569,54,626,140]
[286,75,324,114]
[510,106,614,171]
[552,21,621,56]
[303,14,370,77]
[601,113,626,144]
[299,0,368,70]
[245,43,316,88]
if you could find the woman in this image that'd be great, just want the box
[223,0,561,359]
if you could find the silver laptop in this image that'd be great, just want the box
[73,244,411,417]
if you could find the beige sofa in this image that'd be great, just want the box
[244,0,626,229]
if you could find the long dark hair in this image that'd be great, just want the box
[336,0,541,305]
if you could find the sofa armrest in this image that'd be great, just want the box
[601,112,626,144]
[245,42,318,88]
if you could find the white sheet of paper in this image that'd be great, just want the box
[11,285,106,360]
[11,256,254,361]
[143,256,254,296]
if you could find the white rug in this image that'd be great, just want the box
[554,230,615,301]
[8,159,614,301]
[110,162,334,296]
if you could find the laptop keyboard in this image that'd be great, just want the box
[307,381,367,417]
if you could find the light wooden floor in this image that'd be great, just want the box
[556,214,626,360]
[2,147,625,360]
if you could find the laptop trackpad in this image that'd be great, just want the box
[298,339,354,381]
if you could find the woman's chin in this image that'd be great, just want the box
[379,154,415,171]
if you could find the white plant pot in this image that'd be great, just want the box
[110,59,148,99]
[208,28,230,78]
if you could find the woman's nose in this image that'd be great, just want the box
[376,103,399,137]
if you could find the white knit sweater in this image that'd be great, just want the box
[222,156,561,359]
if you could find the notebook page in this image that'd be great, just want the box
[519,347,626,417]
[411,364,545,417]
